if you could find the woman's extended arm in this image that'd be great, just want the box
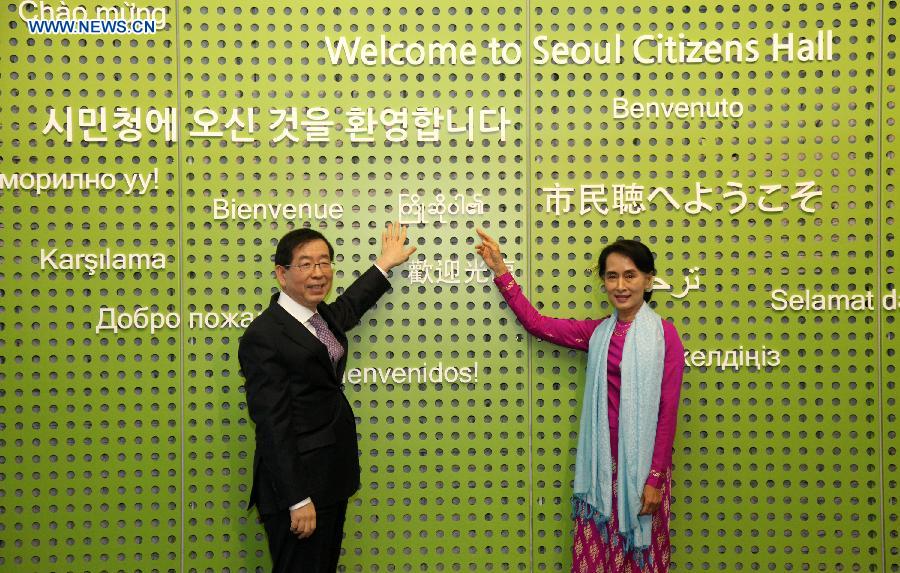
[477,229,602,351]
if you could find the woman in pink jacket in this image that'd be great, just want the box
[476,230,684,573]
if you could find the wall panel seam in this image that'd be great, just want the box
[877,2,886,571]
[174,1,185,570]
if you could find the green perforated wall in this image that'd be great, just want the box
[0,1,897,572]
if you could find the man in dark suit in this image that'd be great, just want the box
[239,223,415,573]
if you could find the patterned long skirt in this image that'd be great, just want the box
[571,460,672,573]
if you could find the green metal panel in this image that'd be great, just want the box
[0,1,182,571]
[528,2,884,572]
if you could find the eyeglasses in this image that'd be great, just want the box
[282,261,334,273]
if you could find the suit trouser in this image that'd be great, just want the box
[262,500,348,573]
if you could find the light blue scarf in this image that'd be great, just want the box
[572,302,665,563]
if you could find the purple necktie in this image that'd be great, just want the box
[308,313,344,366]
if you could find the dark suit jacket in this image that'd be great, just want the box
[239,265,391,515]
